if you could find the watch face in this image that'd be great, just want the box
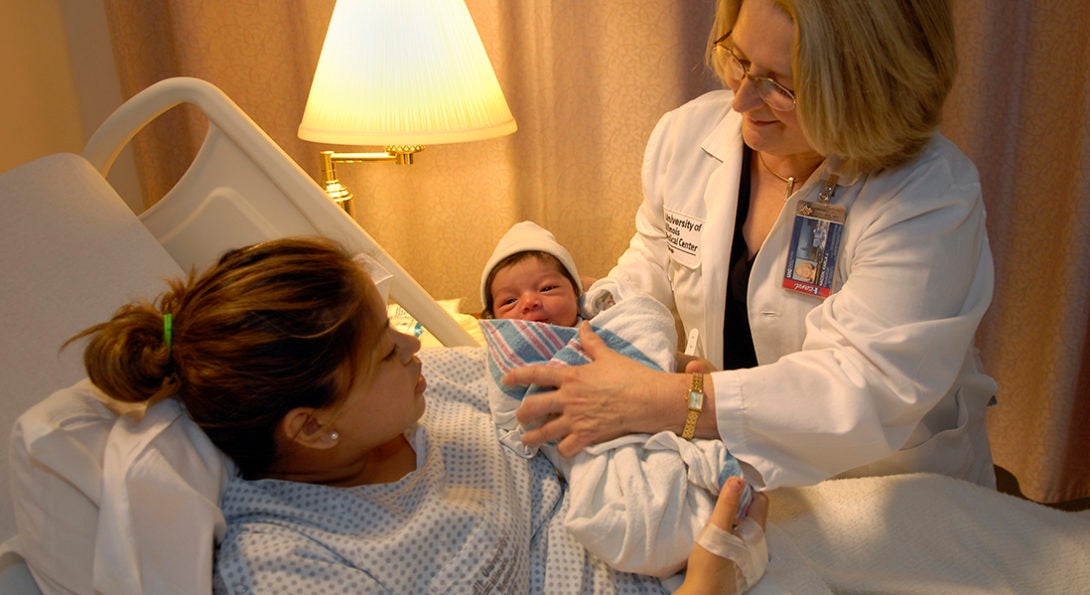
[687,389,703,410]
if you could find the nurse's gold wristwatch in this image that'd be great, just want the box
[682,373,704,440]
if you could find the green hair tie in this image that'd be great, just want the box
[163,313,173,353]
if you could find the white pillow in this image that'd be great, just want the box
[9,379,231,594]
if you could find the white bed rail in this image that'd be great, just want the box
[83,77,477,347]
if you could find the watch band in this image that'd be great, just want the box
[682,373,704,440]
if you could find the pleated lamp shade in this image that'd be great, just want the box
[298,0,517,146]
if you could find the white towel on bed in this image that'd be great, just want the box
[10,379,232,595]
[758,473,1090,594]
[94,396,231,594]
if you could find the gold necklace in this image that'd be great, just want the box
[757,151,795,200]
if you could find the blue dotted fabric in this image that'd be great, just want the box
[213,347,666,594]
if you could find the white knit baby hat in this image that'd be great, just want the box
[480,220,583,309]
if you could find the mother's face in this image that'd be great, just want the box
[727,0,816,159]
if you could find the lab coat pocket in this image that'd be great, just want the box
[666,251,703,323]
[893,391,974,479]
[666,250,699,284]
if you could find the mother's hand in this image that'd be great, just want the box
[504,321,687,457]
[678,478,770,594]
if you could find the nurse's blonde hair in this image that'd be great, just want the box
[707,0,957,174]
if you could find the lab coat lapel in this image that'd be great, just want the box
[698,112,744,367]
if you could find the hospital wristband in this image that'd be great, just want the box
[695,517,769,592]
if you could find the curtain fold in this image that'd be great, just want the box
[101,0,1088,504]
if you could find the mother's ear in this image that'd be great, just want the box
[280,407,340,450]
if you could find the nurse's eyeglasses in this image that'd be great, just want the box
[714,31,796,112]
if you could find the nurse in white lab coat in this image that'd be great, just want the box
[508,0,998,491]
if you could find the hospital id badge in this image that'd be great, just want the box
[782,200,846,298]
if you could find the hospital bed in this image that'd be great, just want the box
[1,77,1087,594]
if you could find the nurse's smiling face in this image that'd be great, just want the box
[727,0,817,160]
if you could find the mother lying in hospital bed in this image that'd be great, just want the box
[69,236,769,594]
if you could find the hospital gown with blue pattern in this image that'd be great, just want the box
[213,347,667,594]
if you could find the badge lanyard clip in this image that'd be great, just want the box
[818,174,839,203]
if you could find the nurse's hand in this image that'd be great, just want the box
[677,477,770,594]
[505,321,695,457]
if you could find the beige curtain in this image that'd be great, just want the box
[944,0,1090,504]
[102,0,1088,504]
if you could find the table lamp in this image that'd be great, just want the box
[298,0,517,216]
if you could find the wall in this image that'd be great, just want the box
[0,1,83,171]
[0,0,140,209]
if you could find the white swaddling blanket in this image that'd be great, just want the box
[480,296,751,577]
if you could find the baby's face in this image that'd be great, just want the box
[491,256,579,326]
